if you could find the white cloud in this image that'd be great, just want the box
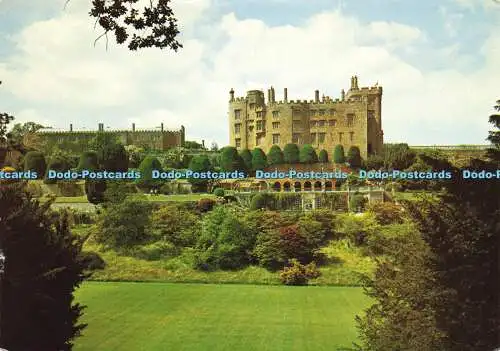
[0,3,498,147]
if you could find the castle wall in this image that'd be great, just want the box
[38,126,184,153]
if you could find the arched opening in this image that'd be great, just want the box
[325,181,333,192]
[314,181,322,191]
[303,181,312,192]
[294,181,302,192]
[283,182,291,192]
[273,181,281,192]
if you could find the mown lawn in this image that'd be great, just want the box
[74,282,370,351]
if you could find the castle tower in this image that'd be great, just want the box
[284,88,288,102]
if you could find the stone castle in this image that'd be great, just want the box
[37,123,185,152]
[228,76,383,160]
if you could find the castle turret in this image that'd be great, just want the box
[315,90,319,103]
[284,88,288,102]
[229,88,234,102]
[267,89,271,103]
[341,89,345,101]
[271,86,275,103]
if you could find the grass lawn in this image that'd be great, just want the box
[74,282,370,351]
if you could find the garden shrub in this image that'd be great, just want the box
[350,193,368,212]
[79,251,106,270]
[368,202,405,225]
[279,259,321,286]
[133,241,178,261]
[213,188,225,197]
[197,198,216,212]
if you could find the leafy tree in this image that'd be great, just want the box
[7,121,44,150]
[239,149,253,170]
[95,198,153,249]
[283,143,300,164]
[151,204,200,247]
[0,183,89,350]
[44,155,72,184]
[318,149,328,163]
[382,143,416,170]
[124,145,144,168]
[188,154,213,192]
[333,144,345,164]
[356,99,500,350]
[86,0,182,52]
[220,146,246,172]
[486,99,500,163]
[267,145,284,165]
[23,151,47,175]
[98,143,128,172]
[194,206,257,270]
[299,144,318,164]
[364,154,384,170]
[210,142,219,151]
[251,148,268,170]
[355,224,447,350]
[77,151,98,171]
[84,179,107,204]
[184,140,204,149]
[136,156,163,190]
[347,146,362,168]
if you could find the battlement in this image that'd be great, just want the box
[38,128,183,134]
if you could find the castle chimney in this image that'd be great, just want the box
[70,124,73,132]
[351,75,359,90]
[267,89,271,103]
[341,89,345,101]
[229,88,234,102]
[132,123,135,132]
[284,88,288,102]
[161,123,164,132]
[315,90,319,103]
[98,123,104,132]
[271,86,275,102]
[322,94,325,103]
[202,140,205,148]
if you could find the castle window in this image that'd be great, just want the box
[256,111,264,118]
[318,133,326,143]
[256,121,263,131]
[311,133,317,144]
[318,120,325,127]
[338,132,343,142]
[249,103,255,110]
[234,123,241,134]
[350,132,354,142]
[272,122,280,129]
[272,134,280,144]
[329,119,337,126]
[330,109,336,116]
[272,111,280,118]
[347,114,354,127]
[292,120,302,129]
[235,138,241,148]
[234,109,241,119]
[310,121,317,127]
[319,110,325,116]
[368,110,375,119]
[292,133,301,143]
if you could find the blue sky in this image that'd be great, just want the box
[0,0,499,146]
